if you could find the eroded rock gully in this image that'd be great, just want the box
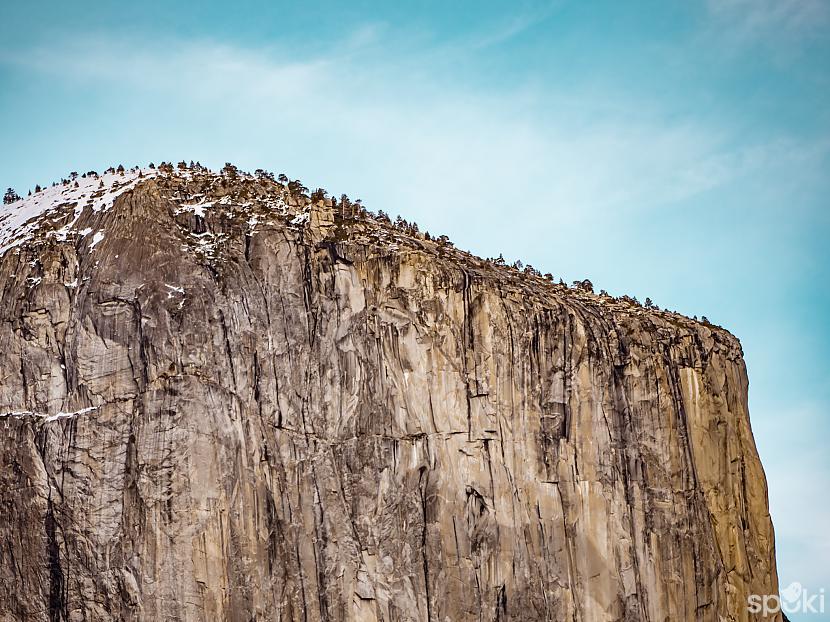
[0,169,779,621]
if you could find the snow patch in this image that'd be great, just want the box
[1,406,98,423]
[44,406,98,422]
[89,231,105,249]
[0,169,156,256]
[175,200,214,218]
[165,283,185,298]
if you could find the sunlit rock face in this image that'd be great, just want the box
[0,166,780,621]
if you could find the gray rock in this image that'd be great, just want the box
[0,167,781,621]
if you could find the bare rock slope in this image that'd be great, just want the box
[0,165,779,621]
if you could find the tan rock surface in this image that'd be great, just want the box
[0,167,779,621]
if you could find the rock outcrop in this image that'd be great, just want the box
[0,166,779,621]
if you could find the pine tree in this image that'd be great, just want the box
[3,188,21,204]
[255,169,275,182]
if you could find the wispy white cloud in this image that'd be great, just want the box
[1,33,781,229]
[755,398,830,592]
[708,0,829,30]
[465,1,561,49]
[706,0,830,50]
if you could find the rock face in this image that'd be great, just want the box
[0,166,779,621]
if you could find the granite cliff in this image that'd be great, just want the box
[0,164,779,621]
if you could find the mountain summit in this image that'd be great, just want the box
[0,164,779,621]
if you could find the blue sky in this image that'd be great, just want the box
[1,0,828,615]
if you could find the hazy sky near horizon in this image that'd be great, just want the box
[1,1,828,613]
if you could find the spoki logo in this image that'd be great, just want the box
[748,582,826,616]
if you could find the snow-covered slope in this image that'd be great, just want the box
[0,169,155,256]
